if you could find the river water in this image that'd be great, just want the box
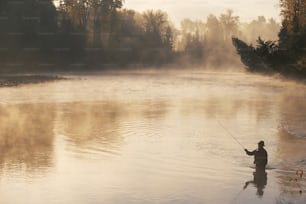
[0,70,306,204]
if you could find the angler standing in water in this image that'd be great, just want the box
[216,120,268,169]
[245,141,268,170]
[244,141,268,197]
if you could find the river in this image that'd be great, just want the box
[0,70,305,204]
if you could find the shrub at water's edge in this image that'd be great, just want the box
[232,35,306,79]
[232,37,269,72]
[232,0,306,79]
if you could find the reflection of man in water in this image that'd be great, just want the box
[244,168,267,197]
[245,140,268,170]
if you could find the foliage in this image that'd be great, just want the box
[2,1,301,73]
[232,37,268,71]
[0,0,57,70]
[219,10,239,41]
[279,0,306,32]
[240,16,280,44]
[176,11,242,67]
[232,0,306,77]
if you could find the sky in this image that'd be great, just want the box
[123,0,281,26]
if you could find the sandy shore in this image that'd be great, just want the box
[0,74,64,87]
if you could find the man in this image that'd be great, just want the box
[245,140,268,170]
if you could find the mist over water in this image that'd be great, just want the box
[0,70,305,203]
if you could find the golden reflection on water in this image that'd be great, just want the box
[56,101,169,152]
[0,71,305,203]
[59,103,123,149]
[0,104,55,175]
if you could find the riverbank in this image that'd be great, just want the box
[0,74,64,87]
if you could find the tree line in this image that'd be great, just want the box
[176,11,280,67]
[233,0,306,79]
[0,0,175,71]
[0,0,280,72]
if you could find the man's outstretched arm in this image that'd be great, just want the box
[245,149,255,156]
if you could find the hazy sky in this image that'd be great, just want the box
[124,0,281,25]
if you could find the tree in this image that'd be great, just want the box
[164,26,174,50]
[255,37,278,57]
[101,0,124,12]
[279,0,306,32]
[0,0,57,69]
[180,18,206,48]
[141,10,170,47]
[219,9,239,41]
[139,10,174,64]
[278,0,306,64]
[184,31,204,60]
[206,14,223,43]
[59,0,87,30]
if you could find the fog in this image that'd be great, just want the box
[0,71,305,203]
[0,1,281,71]
[173,10,280,68]
[123,0,281,26]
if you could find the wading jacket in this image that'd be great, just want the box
[246,147,268,168]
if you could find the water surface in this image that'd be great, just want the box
[0,70,306,203]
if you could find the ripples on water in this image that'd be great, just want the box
[0,70,305,203]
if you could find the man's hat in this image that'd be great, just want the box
[258,140,265,146]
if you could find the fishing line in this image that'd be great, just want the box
[216,119,245,149]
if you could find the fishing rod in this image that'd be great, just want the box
[217,119,245,149]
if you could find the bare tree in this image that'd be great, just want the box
[219,9,239,41]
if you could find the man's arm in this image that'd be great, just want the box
[245,149,255,156]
